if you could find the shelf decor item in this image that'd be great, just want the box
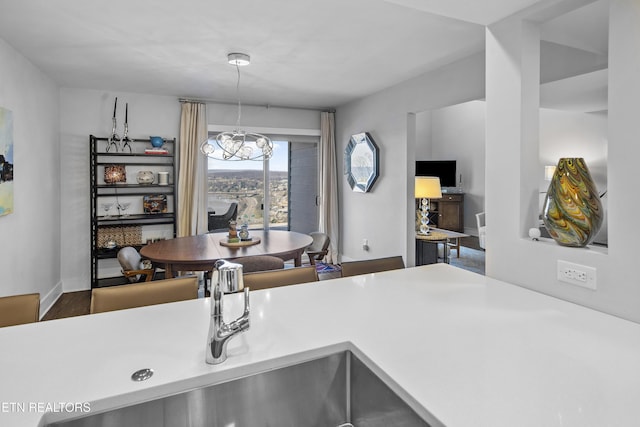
[149,136,165,148]
[106,97,120,153]
[119,103,132,153]
[157,171,169,185]
[239,223,250,240]
[136,170,154,185]
[143,194,167,214]
[104,164,126,184]
[542,158,603,247]
[97,225,142,248]
[528,227,541,241]
[227,220,239,243]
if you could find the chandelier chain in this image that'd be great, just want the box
[235,62,241,129]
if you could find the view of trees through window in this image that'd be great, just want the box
[207,140,289,229]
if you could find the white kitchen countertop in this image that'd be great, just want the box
[1,264,640,426]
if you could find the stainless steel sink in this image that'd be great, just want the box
[45,350,432,427]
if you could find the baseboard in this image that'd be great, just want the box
[40,281,63,320]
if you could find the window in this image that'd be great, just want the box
[206,135,318,233]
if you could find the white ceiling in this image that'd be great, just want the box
[0,0,606,110]
[540,0,609,55]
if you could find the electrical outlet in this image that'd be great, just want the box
[557,260,596,290]
[362,238,369,251]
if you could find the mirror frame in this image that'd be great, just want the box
[344,132,380,193]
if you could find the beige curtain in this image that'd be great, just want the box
[319,111,340,263]
[177,102,208,237]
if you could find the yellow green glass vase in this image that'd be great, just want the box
[542,158,603,247]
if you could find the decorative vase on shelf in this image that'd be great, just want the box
[149,136,164,148]
[542,158,603,247]
[136,170,155,185]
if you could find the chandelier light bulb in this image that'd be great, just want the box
[200,140,215,155]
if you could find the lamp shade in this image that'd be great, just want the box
[415,176,442,199]
[544,165,556,181]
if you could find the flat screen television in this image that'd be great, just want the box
[415,160,457,187]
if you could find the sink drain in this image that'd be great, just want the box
[131,368,154,382]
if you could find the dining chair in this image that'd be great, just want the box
[208,202,238,232]
[117,246,155,282]
[0,293,40,327]
[304,232,330,266]
[243,266,319,291]
[234,255,285,273]
[90,276,198,314]
[340,256,405,277]
[476,212,486,250]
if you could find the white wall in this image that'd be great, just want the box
[60,89,320,291]
[0,38,60,316]
[486,0,640,323]
[427,101,486,235]
[336,52,485,265]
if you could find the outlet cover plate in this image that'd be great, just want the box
[557,260,597,290]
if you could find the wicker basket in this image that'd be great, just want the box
[97,225,142,248]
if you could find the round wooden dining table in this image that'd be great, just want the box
[140,230,313,278]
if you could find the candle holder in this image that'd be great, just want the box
[119,103,132,153]
[106,97,120,153]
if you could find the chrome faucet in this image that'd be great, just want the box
[206,259,250,365]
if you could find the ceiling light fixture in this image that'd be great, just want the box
[227,52,250,67]
[200,53,273,161]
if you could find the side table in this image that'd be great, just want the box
[415,228,470,266]
[416,231,452,265]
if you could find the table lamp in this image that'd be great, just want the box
[415,176,442,235]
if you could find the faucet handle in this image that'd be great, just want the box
[227,288,250,331]
[215,259,245,293]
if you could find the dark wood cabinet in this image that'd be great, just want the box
[430,193,464,232]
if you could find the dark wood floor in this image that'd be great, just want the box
[41,290,91,321]
[43,236,483,322]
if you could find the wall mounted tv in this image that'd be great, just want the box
[416,160,457,187]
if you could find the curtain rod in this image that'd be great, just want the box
[178,97,335,113]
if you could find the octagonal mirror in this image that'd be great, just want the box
[345,132,379,193]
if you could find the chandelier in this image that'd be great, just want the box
[200,53,273,161]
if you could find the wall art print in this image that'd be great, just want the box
[0,107,14,217]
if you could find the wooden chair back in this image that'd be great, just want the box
[90,276,198,314]
[117,246,155,282]
[340,256,405,277]
[243,266,318,291]
[0,293,40,327]
[305,232,330,265]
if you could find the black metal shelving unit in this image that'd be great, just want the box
[89,135,178,288]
